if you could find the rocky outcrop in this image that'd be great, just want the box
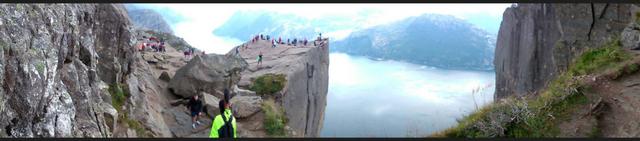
[0,3,185,138]
[237,39,329,137]
[125,8,174,34]
[280,41,329,137]
[0,4,136,137]
[230,95,262,119]
[202,92,220,118]
[495,4,638,99]
[168,54,249,98]
[621,22,640,50]
[121,53,173,137]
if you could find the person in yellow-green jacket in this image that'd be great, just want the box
[210,89,237,138]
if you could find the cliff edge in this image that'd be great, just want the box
[235,38,329,137]
[495,3,637,99]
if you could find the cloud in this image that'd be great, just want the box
[133,4,511,54]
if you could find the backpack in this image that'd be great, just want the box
[218,113,234,138]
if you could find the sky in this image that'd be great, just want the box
[130,4,512,54]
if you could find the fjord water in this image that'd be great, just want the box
[321,53,495,137]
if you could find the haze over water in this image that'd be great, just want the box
[321,53,495,137]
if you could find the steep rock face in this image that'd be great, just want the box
[236,39,329,137]
[0,4,135,137]
[125,9,174,34]
[495,4,637,99]
[281,41,329,137]
[122,54,173,137]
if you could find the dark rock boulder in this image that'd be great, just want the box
[230,95,262,119]
[168,54,248,98]
[159,71,171,82]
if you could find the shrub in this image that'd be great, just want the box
[435,39,626,137]
[250,73,287,96]
[262,99,287,137]
[569,39,629,76]
[120,113,150,137]
[35,62,45,73]
[109,83,129,112]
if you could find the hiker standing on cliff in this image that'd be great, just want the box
[160,42,166,53]
[188,94,204,129]
[272,39,276,48]
[210,89,237,138]
[257,52,263,68]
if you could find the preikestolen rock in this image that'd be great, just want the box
[230,95,263,119]
[168,54,248,98]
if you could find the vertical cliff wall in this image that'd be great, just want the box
[0,3,176,137]
[0,4,138,137]
[236,39,329,137]
[281,40,329,137]
[495,4,637,99]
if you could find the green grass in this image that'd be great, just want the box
[108,83,149,136]
[434,38,627,138]
[108,83,129,113]
[0,40,7,51]
[250,74,287,96]
[120,112,150,137]
[588,124,601,138]
[262,99,287,137]
[35,61,44,73]
[569,38,629,76]
[436,71,589,137]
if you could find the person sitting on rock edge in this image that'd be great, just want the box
[210,89,237,138]
[187,94,204,129]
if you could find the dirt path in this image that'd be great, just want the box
[136,40,216,137]
[597,50,640,137]
[133,37,323,137]
[558,50,640,137]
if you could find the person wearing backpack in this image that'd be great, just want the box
[209,89,237,138]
